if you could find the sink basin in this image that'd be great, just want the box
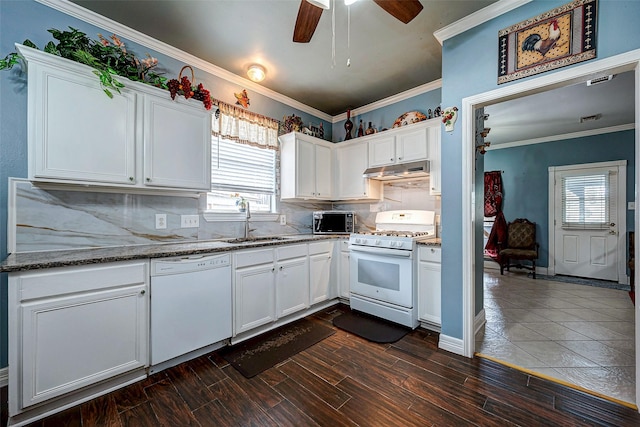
[226,236,289,244]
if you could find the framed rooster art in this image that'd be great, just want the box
[497,0,597,84]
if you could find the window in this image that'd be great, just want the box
[561,172,611,229]
[207,136,276,212]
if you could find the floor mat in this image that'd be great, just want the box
[536,274,631,291]
[220,318,335,378]
[332,310,410,343]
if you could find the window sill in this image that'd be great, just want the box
[203,212,280,222]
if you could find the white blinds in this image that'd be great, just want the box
[211,136,276,194]
[561,171,613,229]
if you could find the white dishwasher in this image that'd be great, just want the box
[150,253,232,366]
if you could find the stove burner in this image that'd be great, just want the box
[358,231,434,238]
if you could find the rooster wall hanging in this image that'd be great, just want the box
[234,89,250,108]
[497,0,598,84]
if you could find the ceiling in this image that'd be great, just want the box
[69,0,496,116]
[66,0,634,144]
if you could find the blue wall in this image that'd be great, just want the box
[440,0,640,340]
[484,130,635,268]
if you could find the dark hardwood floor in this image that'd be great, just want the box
[2,303,639,426]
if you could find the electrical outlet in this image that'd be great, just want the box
[628,201,635,210]
[280,214,286,225]
[180,214,200,228]
[155,213,167,229]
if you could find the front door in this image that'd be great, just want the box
[551,161,626,281]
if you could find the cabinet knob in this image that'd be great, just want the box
[390,158,394,161]
[272,267,275,272]
[398,157,402,160]
[129,176,134,182]
[140,289,146,295]
[280,265,284,270]
[146,177,151,182]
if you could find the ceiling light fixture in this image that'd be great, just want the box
[308,0,330,9]
[247,64,266,82]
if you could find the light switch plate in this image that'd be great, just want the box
[280,215,286,225]
[629,201,635,210]
[180,214,200,228]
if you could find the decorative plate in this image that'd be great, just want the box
[392,111,427,128]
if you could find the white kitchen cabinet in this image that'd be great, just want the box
[276,244,310,317]
[338,238,351,299]
[280,132,333,200]
[428,125,441,195]
[8,261,149,413]
[309,241,335,305]
[334,141,382,201]
[234,249,277,335]
[417,246,442,327]
[18,44,211,192]
[367,124,428,167]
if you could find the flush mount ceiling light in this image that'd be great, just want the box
[307,0,330,9]
[344,0,359,5]
[247,64,266,82]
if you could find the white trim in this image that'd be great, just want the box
[0,367,7,387]
[487,123,636,151]
[547,160,628,283]
[35,0,332,122]
[438,333,465,356]
[462,49,640,408]
[474,309,486,336]
[433,0,532,45]
[332,80,442,123]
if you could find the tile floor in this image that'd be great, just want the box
[476,267,637,405]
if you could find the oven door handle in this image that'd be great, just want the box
[348,245,412,258]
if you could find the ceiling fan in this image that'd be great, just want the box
[293,0,424,43]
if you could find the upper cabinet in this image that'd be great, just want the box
[334,141,381,201]
[18,45,211,193]
[427,125,441,195]
[367,123,429,168]
[280,132,333,200]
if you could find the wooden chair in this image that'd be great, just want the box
[499,218,539,279]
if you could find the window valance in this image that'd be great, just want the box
[211,98,279,150]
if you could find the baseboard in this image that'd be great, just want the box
[438,333,464,356]
[474,309,486,336]
[0,367,7,387]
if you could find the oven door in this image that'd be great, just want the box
[349,246,413,308]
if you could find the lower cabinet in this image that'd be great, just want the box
[309,241,335,305]
[338,238,351,299]
[276,245,310,317]
[8,261,149,413]
[418,246,442,327]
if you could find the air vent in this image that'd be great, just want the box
[587,75,614,86]
[580,113,602,123]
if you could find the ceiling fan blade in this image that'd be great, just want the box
[293,0,324,43]
[373,0,423,24]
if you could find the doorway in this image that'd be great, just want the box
[460,51,640,407]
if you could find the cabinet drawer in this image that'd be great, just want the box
[277,244,308,261]
[235,248,274,268]
[308,240,335,256]
[16,261,148,301]
[419,246,441,263]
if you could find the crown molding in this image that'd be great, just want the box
[433,0,533,45]
[332,79,442,123]
[487,123,636,150]
[35,0,332,121]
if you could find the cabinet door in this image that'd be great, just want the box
[418,247,442,325]
[235,264,276,334]
[296,138,316,198]
[314,144,333,199]
[368,136,396,167]
[428,126,441,195]
[309,252,333,305]
[276,257,309,317]
[19,283,147,407]
[339,248,351,299]
[30,62,136,184]
[398,127,428,163]
[336,143,368,199]
[143,95,211,190]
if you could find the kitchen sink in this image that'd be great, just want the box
[225,236,290,244]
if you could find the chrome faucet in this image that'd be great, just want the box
[244,201,256,239]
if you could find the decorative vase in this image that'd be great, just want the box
[344,109,353,140]
[357,120,364,137]
[442,106,459,132]
[365,122,375,135]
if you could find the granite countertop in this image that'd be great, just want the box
[417,238,442,247]
[0,234,340,273]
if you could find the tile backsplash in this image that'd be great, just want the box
[10,178,440,253]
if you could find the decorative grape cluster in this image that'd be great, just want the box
[167,73,212,110]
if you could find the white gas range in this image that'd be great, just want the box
[348,210,436,328]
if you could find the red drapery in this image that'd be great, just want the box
[484,171,507,262]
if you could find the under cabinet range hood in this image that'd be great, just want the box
[362,160,430,181]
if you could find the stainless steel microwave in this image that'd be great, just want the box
[313,211,355,234]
